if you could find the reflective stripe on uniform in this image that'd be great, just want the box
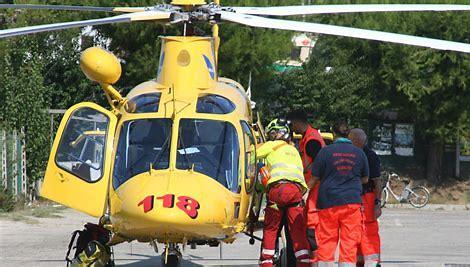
[339,262,356,267]
[294,249,309,258]
[299,258,311,263]
[261,248,275,256]
[318,262,335,267]
[271,163,303,172]
[260,259,273,264]
[364,253,380,261]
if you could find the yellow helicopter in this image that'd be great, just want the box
[1,1,469,266]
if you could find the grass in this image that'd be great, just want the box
[465,191,470,204]
[0,203,66,224]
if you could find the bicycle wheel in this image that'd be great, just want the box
[407,186,430,208]
[381,188,388,208]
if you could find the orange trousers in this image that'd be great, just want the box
[260,183,310,267]
[358,192,381,265]
[316,204,362,265]
[305,183,320,229]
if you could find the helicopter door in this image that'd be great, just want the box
[41,103,117,217]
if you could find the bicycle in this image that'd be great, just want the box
[381,172,430,208]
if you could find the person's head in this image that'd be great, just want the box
[349,128,367,148]
[286,110,309,134]
[266,118,290,141]
[332,120,349,139]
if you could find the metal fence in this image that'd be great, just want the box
[0,129,29,199]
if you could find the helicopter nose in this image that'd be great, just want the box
[112,171,240,240]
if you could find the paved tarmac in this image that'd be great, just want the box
[1,207,469,266]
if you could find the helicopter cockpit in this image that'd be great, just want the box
[53,90,247,196]
[110,92,242,193]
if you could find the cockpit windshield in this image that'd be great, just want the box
[176,119,240,193]
[113,119,172,189]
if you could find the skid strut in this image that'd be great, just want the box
[162,243,182,267]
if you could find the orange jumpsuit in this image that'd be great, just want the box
[299,126,325,231]
[357,146,382,266]
[357,192,381,266]
[311,138,369,265]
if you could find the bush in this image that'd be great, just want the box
[0,188,16,212]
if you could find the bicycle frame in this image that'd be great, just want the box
[383,173,413,202]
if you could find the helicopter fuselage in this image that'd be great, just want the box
[41,37,261,245]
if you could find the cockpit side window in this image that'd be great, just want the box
[113,119,172,189]
[196,94,236,114]
[176,119,240,193]
[241,121,257,193]
[126,93,161,113]
[55,108,108,183]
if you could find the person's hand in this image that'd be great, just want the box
[374,202,382,219]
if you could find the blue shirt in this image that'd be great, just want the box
[312,138,369,209]
[362,146,381,194]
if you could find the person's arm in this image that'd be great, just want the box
[305,140,322,161]
[310,149,325,188]
[256,141,275,159]
[361,176,369,184]
[370,152,383,218]
[361,151,370,184]
[369,152,382,199]
[373,178,383,219]
[308,176,319,189]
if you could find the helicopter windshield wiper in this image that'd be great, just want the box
[177,134,192,170]
[151,134,172,171]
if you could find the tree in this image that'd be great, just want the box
[0,39,50,183]
[0,0,299,185]
[272,0,470,183]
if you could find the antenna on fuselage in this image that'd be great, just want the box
[247,71,256,109]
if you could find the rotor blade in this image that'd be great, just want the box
[0,4,145,13]
[227,4,470,16]
[220,12,470,53]
[0,11,171,39]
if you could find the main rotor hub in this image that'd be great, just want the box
[171,0,207,6]
[170,5,222,25]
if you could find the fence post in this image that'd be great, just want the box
[21,128,28,198]
[1,130,6,190]
[12,130,18,197]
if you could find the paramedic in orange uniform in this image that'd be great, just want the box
[310,121,369,266]
[287,110,325,254]
[349,128,382,267]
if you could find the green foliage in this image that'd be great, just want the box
[0,0,296,184]
[1,0,469,184]
[0,187,16,212]
[271,0,469,137]
[0,39,50,182]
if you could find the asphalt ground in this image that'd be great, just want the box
[1,207,470,267]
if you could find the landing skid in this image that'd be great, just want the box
[161,243,182,267]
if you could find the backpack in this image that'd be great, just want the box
[66,223,112,267]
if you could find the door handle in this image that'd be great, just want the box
[58,172,67,182]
